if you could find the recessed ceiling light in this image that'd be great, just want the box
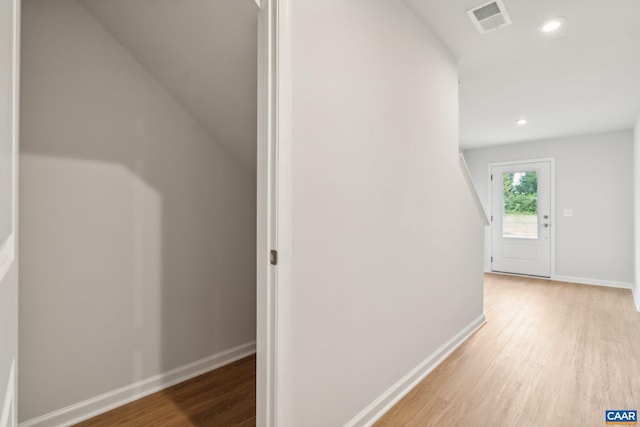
[516,119,528,125]
[540,17,566,33]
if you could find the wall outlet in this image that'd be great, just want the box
[563,209,573,217]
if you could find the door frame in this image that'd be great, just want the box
[5,0,287,424]
[6,0,288,424]
[0,0,19,285]
[256,0,292,426]
[487,158,556,278]
[0,0,20,426]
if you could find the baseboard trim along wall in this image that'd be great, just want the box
[1,358,16,427]
[633,288,640,312]
[344,314,486,427]
[552,275,633,290]
[486,271,633,291]
[19,341,256,427]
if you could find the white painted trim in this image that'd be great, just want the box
[488,157,556,278]
[552,275,633,290]
[1,0,19,286]
[459,154,489,226]
[344,315,486,427]
[0,235,15,284]
[486,271,633,291]
[0,359,15,427]
[19,342,256,427]
[273,0,293,426]
[486,271,551,280]
[487,157,556,168]
[256,0,291,425]
[256,4,270,427]
[2,2,20,427]
[11,0,19,252]
[632,288,640,312]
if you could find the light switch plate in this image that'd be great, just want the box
[563,209,573,217]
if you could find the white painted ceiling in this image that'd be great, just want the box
[406,0,640,149]
[82,0,258,171]
[78,0,640,153]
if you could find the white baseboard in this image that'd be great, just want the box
[19,341,256,427]
[552,275,632,290]
[633,287,640,312]
[1,358,16,427]
[344,314,486,427]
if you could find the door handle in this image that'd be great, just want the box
[540,223,549,228]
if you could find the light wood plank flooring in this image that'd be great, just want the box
[376,273,640,427]
[74,355,255,426]
[75,274,639,426]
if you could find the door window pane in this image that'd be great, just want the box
[502,171,537,238]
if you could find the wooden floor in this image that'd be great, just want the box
[376,274,640,427]
[74,355,255,427]
[76,274,640,426]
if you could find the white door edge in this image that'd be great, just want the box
[1,1,20,426]
[256,0,293,426]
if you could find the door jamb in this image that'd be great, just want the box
[256,0,292,426]
[487,158,556,278]
[0,0,19,285]
[0,1,20,426]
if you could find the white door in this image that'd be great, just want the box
[491,161,551,277]
[0,1,19,426]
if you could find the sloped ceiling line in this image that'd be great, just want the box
[81,0,259,173]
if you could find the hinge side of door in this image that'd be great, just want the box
[491,256,493,263]
[270,249,278,266]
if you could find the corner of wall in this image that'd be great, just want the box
[343,315,486,427]
[20,0,258,421]
[466,131,634,286]
[635,114,640,310]
[18,342,256,427]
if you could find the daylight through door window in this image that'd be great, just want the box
[502,171,538,239]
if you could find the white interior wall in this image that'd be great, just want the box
[289,1,485,425]
[19,0,256,422]
[80,0,259,173]
[634,116,640,310]
[464,130,634,287]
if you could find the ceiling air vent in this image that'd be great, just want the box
[467,0,512,34]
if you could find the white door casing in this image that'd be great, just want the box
[491,160,553,277]
[0,1,20,426]
[257,0,292,426]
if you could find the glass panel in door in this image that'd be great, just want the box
[502,171,538,239]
